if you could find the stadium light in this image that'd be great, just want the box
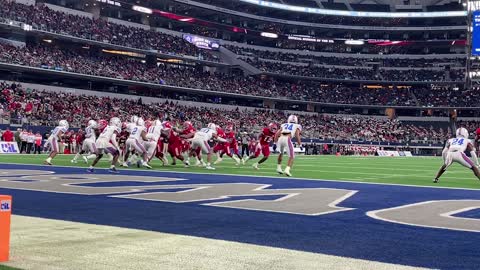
[260,32,279,38]
[345,40,364,45]
[239,0,467,18]
[132,5,152,14]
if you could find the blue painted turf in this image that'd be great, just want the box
[0,164,479,270]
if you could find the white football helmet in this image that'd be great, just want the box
[207,123,216,130]
[59,120,69,129]
[287,115,298,124]
[110,117,121,128]
[456,127,469,138]
[136,117,145,127]
[153,119,162,127]
[130,115,139,124]
[87,120,97,129]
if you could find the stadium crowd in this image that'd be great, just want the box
[0,42,471,106]
[227,45,465,68]
[0,82,459,144]
[0,0,218,61]
[246,58,459,82]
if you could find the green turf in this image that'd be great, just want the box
[0,265,22,270]
[0,154,479,189]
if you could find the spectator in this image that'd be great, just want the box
[26,129,35,154]
[34,131,42,154]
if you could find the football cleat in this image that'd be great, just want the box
[214,157,223,165]
[82,156,88,164]
[43,160,52,166]
[206,165,216,170]
[433,178,439,183]
[252,163,259,170]
[284,169,292,177]
[71,159,77,164]
[109,167,119,174]
[276,168,284,175]
[143,162,152,169]
[87,168,94,173]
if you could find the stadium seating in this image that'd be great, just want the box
[0,81,463,144]
[0,0,218,61]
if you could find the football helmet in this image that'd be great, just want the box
[110,117,122,128]
[456,127,469,139]
[287,115,298,124]
[87,120,97,129]
[207,123,217,130]
[268,123,278,132]
[59,120,69,129]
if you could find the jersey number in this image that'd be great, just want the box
[131,127,138,135]
[283,124,293,131]
[452,138,465,145]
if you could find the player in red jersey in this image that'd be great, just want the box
[216,125,241,165]
[475,128,480,155]
[97,119,108,133]
[167,128,190,167]
[154,121,171,165]
[178,121,204,166]
[243,123,278,169]
[213,126,227,163]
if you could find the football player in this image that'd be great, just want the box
[44,120,69,165]
[190,123,227,170]
[274,115,302,177]
[243,123,278,170]
[88,117,122,173]
[434,127,480,183]
[71,120,98,164]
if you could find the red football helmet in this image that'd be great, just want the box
[183,121,193,129]
[225,124,234,133]
[268,123,278,132]
[98,119,108,130]
[145,120,152,129]
[163,121,172,130]
[122,122,128,130]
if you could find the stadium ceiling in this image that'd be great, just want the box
[239,0,467,17]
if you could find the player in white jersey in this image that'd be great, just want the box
[274,115,302,177]
[44,120,69,165]
[122,115,140,166]
[124,117,152,169]
[71,120,98,164]
[190,123,227,170]
[144,120,163,161]
[434,127,480,183]
[88,117,122,173]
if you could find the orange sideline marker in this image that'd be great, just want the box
[0,195,12,262]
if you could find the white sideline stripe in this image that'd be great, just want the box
[4,215,431,270]
[1,162,480,191]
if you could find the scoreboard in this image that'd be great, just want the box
[472,10,480,56]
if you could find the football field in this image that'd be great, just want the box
[0,154,478,189]
[0,154,479,270]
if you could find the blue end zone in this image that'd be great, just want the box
[1,164,479,269]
